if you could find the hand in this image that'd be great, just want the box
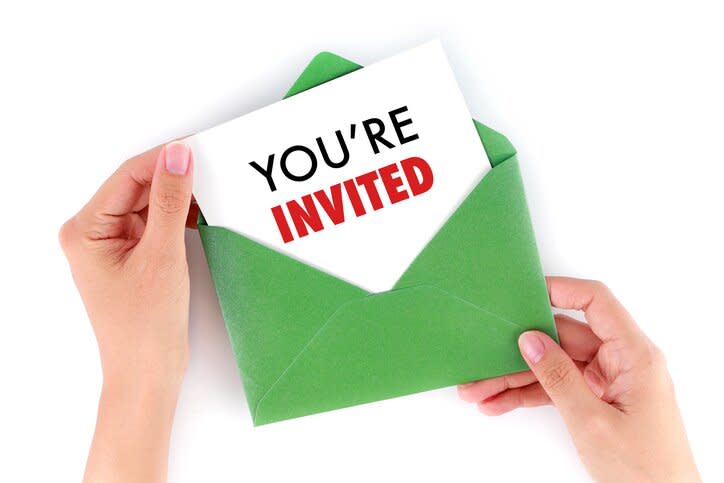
[458,277,700,483]
[60,142,197,483]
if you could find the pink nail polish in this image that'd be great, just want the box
[165,142,190,175]
[519,332,545,364]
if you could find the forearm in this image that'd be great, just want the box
[83,377,182,483]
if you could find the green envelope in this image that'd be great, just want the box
[198,51,557,425]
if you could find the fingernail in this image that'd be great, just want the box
[519,332,545,364]
[164,142,190,175]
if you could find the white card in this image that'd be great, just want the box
[189,41,490,293]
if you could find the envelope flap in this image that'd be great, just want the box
[474,120,516,168]
[285,52,362,98]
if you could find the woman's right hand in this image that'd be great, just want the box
[458,277,700,483]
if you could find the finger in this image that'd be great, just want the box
[138,199,198,229]
[143,142,194,251]
[79,145,161,220]
[458,358,589,404]
[458,317,600,403]
[519,331,607,426]
[67,146,159,246]
[477,383,551,416]
[546,276,641,343]
[555,314,601,362]
[582,358,609,400]
[458,370,537,403]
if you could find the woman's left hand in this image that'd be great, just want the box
[60,142,197,483]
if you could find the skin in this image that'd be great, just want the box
[60,142,197,483]
[61,143,700,482]
[458,277,701,482]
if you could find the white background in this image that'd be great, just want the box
[1,1,722,482]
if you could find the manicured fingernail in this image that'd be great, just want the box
[519,332,545,364]
[164,142,190,175]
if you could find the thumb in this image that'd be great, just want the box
[518,331,605,426]
[144,142,193,250]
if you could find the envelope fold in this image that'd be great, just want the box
[253,285,523,425]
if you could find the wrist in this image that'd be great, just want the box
[100,343,189,393]
[86,364,182,483]
[98,375,182,428]
[101,364,185,408]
